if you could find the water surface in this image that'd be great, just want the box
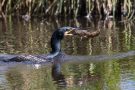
[0,17,135,90]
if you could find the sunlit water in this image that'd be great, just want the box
[0,17,135,90]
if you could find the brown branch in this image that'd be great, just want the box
[69,29,100,38]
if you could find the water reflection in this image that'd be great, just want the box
[0,17,135,90]
[6,68,24,90]
[52,60,67,88]
[0,56,134,90]
[0,17,135,55]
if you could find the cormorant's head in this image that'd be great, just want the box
[49,26,77,56]
[52,27,76,40]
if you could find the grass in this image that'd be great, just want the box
[0,0,134,20]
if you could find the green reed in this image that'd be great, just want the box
[0,0,134,20]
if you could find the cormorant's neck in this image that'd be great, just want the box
[49,37,61,58]
[47,29,65,59]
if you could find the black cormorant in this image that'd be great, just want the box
[46,26,76,59]
[1,27,76,62]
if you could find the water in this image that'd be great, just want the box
[0,17,135,90]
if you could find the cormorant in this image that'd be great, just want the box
[46,26,76,59]
[2,27,76,63]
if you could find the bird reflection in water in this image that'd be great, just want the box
[51,59,67,88]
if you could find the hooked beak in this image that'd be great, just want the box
[64,28,76,36]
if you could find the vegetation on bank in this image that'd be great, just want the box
[0,0,135,20]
